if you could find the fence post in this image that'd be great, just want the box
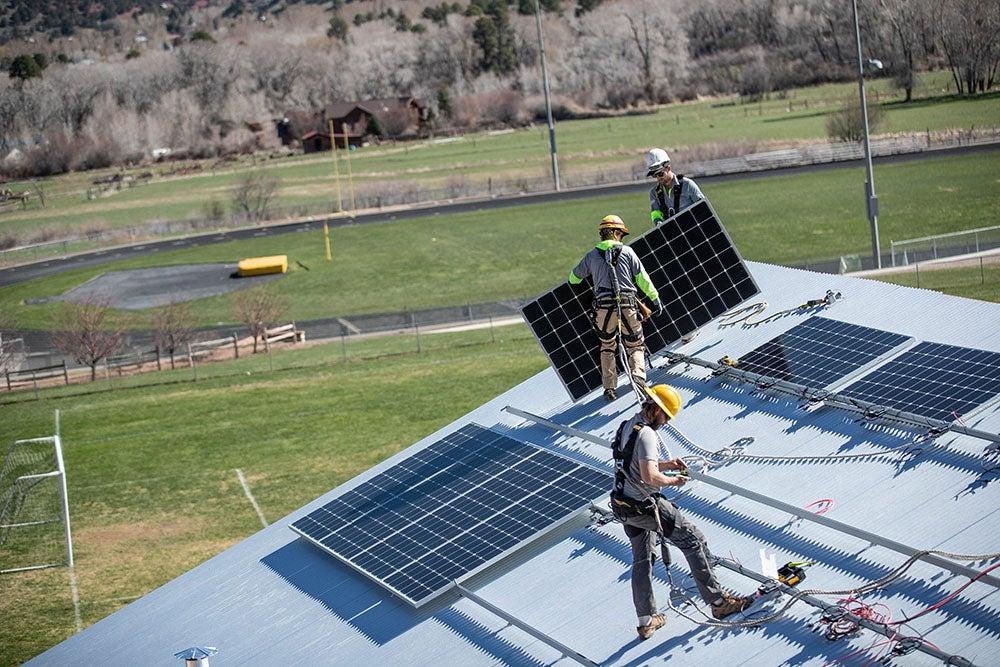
[915,263,920,288]
[62,361,68,385]
[341,333,348,361]
[981,256,986,285]
[415,323,421,354]
[232,333,239,359]
[31,369,39,400]
[155,345,162,371]
[187,343,197,382]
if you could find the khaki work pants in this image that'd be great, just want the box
[594,304,646,391]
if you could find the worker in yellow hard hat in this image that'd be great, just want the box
[610,384,753,639]
[569,214,662,402]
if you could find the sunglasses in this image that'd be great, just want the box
[649,167,670,178]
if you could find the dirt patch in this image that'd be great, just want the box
[75,518,195,547]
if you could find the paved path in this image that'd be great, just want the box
[2,143,997,289]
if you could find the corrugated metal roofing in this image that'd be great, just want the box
[31,262,1000,666]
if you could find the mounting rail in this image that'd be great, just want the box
[503,405,1000,590]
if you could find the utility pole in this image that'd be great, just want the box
[851,0,881,269]
[534,0,560,191]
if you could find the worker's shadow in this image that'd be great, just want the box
[260,539,551,666]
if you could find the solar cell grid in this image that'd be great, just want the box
[735,317,911,389]
[291,424,609,606]
[523,200,759,400]
[840,341,1000,423]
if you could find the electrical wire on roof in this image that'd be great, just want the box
[718,302,768,328]
[738,290,843,329]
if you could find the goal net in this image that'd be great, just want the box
[0,422,73,574]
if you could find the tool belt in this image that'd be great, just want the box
[610,492,677,536]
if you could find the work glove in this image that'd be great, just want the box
[652,300,665,317]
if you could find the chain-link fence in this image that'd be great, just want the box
[890,225,1000,267]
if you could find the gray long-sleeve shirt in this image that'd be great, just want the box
[569,240,658,301]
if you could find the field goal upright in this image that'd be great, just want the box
[0,410,74,574]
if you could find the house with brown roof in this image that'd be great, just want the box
[278,97,427,153]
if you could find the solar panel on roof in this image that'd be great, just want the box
[840,341,1000,423]
[522,199,760,401]
[735,317,911,389]
[290,424,609,607]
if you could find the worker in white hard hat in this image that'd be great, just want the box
[645,148,705,226]
[611,384,753,640]
[569,214,662,402]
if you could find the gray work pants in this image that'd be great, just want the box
[594,304,646,391]
[623,497,724,618]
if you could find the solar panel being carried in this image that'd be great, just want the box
[840,341,1000,423]
[290,424,609,607]
[522,200,759,401]
[735,316,911,389]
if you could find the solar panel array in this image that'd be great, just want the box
[522,200,760,400]
[736,317,911,389]
[840,341,1000,423]
[290,424,609,607]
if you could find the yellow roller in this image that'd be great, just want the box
[237,255,288,277]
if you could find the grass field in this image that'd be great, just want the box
[0,325,548,665]
[2,150,998,331]
[1,71,997,242]
[871,258,1000,302]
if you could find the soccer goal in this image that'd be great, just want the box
[0,411,74,574]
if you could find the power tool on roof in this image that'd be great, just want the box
[778,561,814,587]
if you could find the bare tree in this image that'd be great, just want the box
[938,0,1000,95]
[0,307,20,376]
[152,300,194,370]
[876,0,934,102]
[53,298,124,381]
[233,287,287,354]
[231,171,280,223]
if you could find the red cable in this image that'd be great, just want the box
[890,561,1000,625]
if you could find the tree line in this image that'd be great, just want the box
[1,0,996,178]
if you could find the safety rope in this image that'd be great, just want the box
[721,290,842,329]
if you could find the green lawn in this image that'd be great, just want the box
[2,151,998,331]
[1,70,996,242]
[871,260,1000,302]
[0,327,548,666]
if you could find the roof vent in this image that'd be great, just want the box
[174,646,218,667]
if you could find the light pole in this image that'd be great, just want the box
[851,0,881,268]
[534,0,560,191]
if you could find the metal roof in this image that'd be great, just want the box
[31,262,1000,666]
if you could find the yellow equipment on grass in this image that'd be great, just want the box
[237,255,288,277]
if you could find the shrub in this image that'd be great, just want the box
[825,96,884,143]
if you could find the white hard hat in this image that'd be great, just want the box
[645,148,670,176]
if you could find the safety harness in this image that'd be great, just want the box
[610,419,676,537]
[591,245,644,348]
[654,174,687,219]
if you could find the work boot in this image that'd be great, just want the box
[636,614,666,640]
[603,388,616,402]
[711,592,754,619]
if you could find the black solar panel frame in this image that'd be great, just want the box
[735,317,913,390]
[290,424,610,607]
[522,199,760,401]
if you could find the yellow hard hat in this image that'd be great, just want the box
[644,384,682,419]
[598,214,629,236]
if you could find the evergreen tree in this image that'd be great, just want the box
[472,0,517,75]
[8,54,42,81]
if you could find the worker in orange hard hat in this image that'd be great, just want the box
[569,214,663,402]
[610,384,753,639]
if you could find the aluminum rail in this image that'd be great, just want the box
[455,583,597,667]
[585,504,973,666]
[502,405,1000,589]
[661,352,1000,446]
